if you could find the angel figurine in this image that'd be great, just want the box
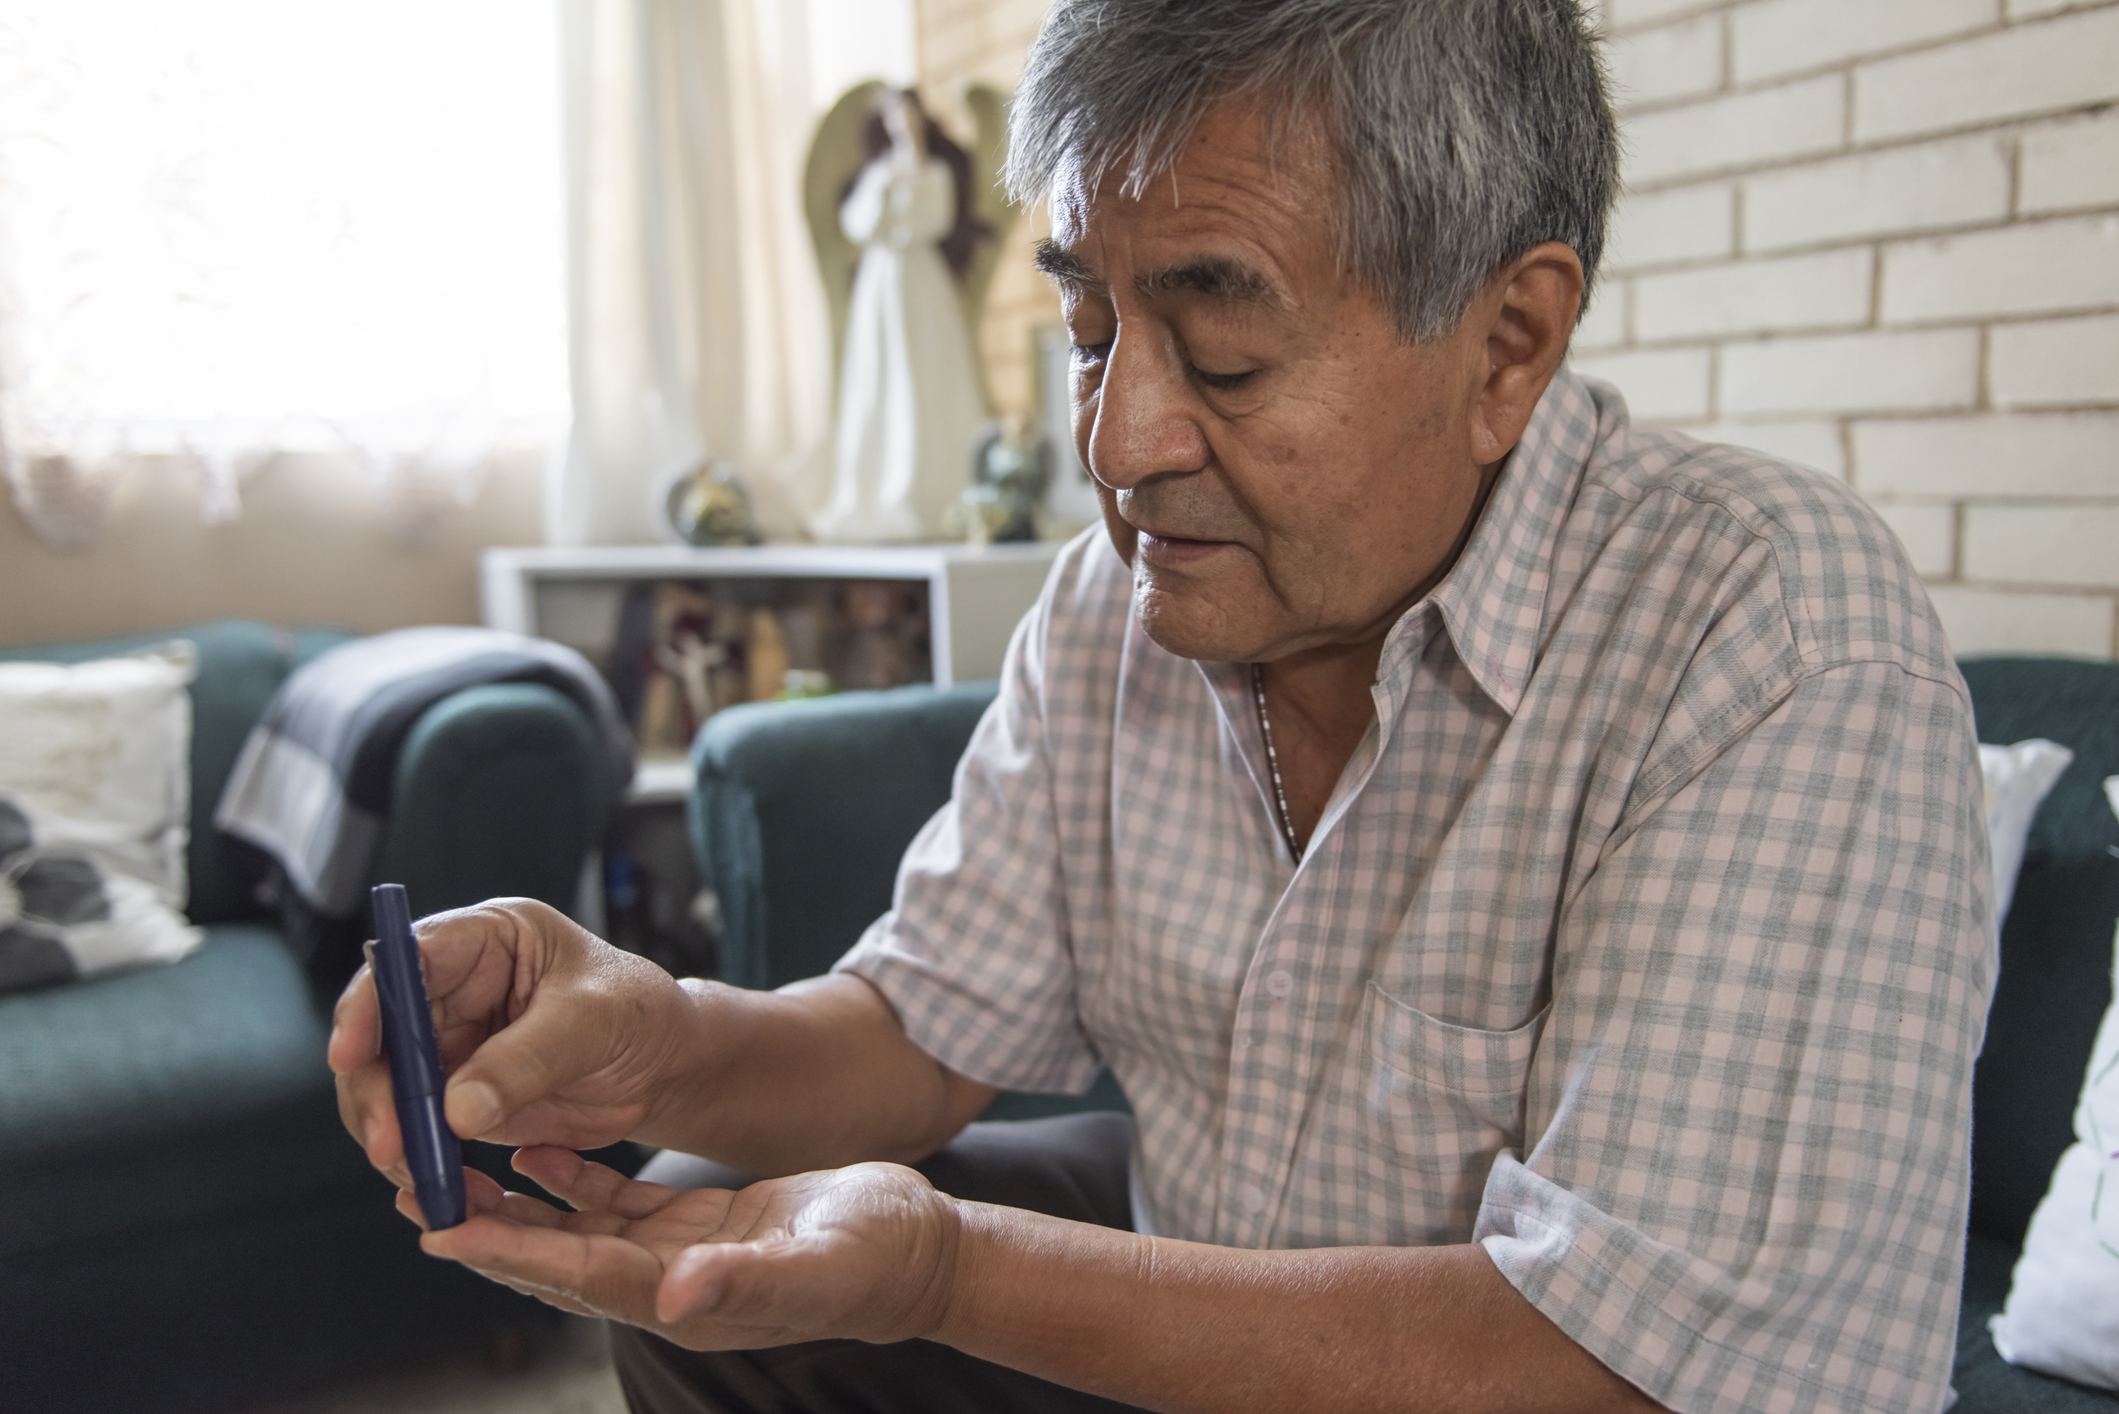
[805,86,1014,544]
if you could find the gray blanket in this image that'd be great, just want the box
[216,626,633,916]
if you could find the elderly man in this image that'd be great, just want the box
[332,2,1991,1411]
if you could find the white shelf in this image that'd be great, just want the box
[481,541,1059,689]
[481,542,1063,802]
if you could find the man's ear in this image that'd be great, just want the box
[1468,242,1585,466]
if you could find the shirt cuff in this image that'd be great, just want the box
[1475,1155,1948,1414]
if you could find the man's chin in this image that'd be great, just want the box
[1131,584,1263,664]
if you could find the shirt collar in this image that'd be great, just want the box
[1398,367,1606,717]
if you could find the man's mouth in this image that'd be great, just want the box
[1134,531,1235,568]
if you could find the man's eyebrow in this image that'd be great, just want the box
[1033,243,1284,310]
[1136,257,1284,308]
[1034,239,1103,289]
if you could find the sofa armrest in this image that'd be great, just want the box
[374,682,611,923]
[689,682,998,992]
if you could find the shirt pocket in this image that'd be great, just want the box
[1361,982,1548,1233]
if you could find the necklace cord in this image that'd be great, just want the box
[1251,662,1304,863]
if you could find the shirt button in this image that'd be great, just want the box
[1266,970,1293,999]
[1235,1033,1251,1051]
[1238,1182,1267,1214]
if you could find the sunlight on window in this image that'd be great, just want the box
[0,0,567,515]
[804,0,917,111]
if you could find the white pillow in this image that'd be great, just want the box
[1979,739,2073,927]
[1987,774,2119,1390]
[0,645,204,993]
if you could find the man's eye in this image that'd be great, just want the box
[1190,366,1256,392]
[1070,341,1112,368]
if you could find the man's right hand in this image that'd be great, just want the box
[329,897,703,1189]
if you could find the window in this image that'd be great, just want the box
[0,1,567,530]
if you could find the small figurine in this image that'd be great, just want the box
[664,461,759,547]
[958,415,1052,543]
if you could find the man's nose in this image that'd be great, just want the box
[1084,326,1209,492]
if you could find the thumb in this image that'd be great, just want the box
[442,991,600,1141]
[658,1236,834,1332]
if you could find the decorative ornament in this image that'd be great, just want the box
[663,461,759,547]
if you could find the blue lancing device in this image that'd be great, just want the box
[369,883,467,1230]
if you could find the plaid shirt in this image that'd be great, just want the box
[840,370,1992,1414]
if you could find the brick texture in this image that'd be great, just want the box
[1590,0,2119,656]
[1632,248,1870,340]
[1623,75,1845,185]
[1732,0,1996,85]
[1989,314,2119,407]
[1854,6,2119,143]
[1966,505,2119,588]
[1881,214,2119,323]
[2020,110,2119,213]
[925,0,2119,656]
[1604,182,1735,271]
[1740,136,2011,253]
[1852,413,2118,498]
[1721,329,1981,416]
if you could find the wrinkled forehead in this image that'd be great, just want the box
[1044,97,1339,253]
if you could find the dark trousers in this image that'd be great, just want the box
[610,1111,1153,1414]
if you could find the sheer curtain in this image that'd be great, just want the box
[0,2,568,551]
[554,0,837,546]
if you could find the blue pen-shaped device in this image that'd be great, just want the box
[369,883,467,1230]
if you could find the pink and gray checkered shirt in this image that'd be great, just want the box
[840,370,1992,1414]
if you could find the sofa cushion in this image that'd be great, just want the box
[0,645,206,992]
[1960,658,2119,1245]
[1954,1231,2119,1411]
[0,621,351,923]
[1980,738,2074,927]
[0,922,358,1259]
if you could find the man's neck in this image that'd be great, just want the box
[1256,454,1506,849]
[1256,639,1385,851]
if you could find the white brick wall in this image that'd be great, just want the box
[1590,0,2119,658]
[1633,247,1870,340]
[1990,314,2119,407]
[1720,329,1982,415]
[1853,6,2119,143]
[2020,110,2119,212]
[924,0,2119,659]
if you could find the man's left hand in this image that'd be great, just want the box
[414,1148,963,1350]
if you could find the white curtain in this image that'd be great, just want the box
[0,1,569,552]
[554,0,833,546]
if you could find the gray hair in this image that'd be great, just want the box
[1006,0,1619,342]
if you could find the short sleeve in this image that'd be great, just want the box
[834,579,1104,1096]
[1477,659,1992,1414]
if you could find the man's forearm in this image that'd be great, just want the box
[632,972,994,1175]
[937,1204,1662,1414]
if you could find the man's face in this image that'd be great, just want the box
[1043,102,1498,664]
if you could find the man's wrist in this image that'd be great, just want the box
[931,1195,995,1348]
[927,1197,1160,1363]
[629,975,727,1149]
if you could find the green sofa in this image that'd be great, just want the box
[689,660,2119,1410]
[0,620,616,1414]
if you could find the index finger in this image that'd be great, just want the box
[327,960,381,1075]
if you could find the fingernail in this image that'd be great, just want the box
[451,1080,501,1136]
